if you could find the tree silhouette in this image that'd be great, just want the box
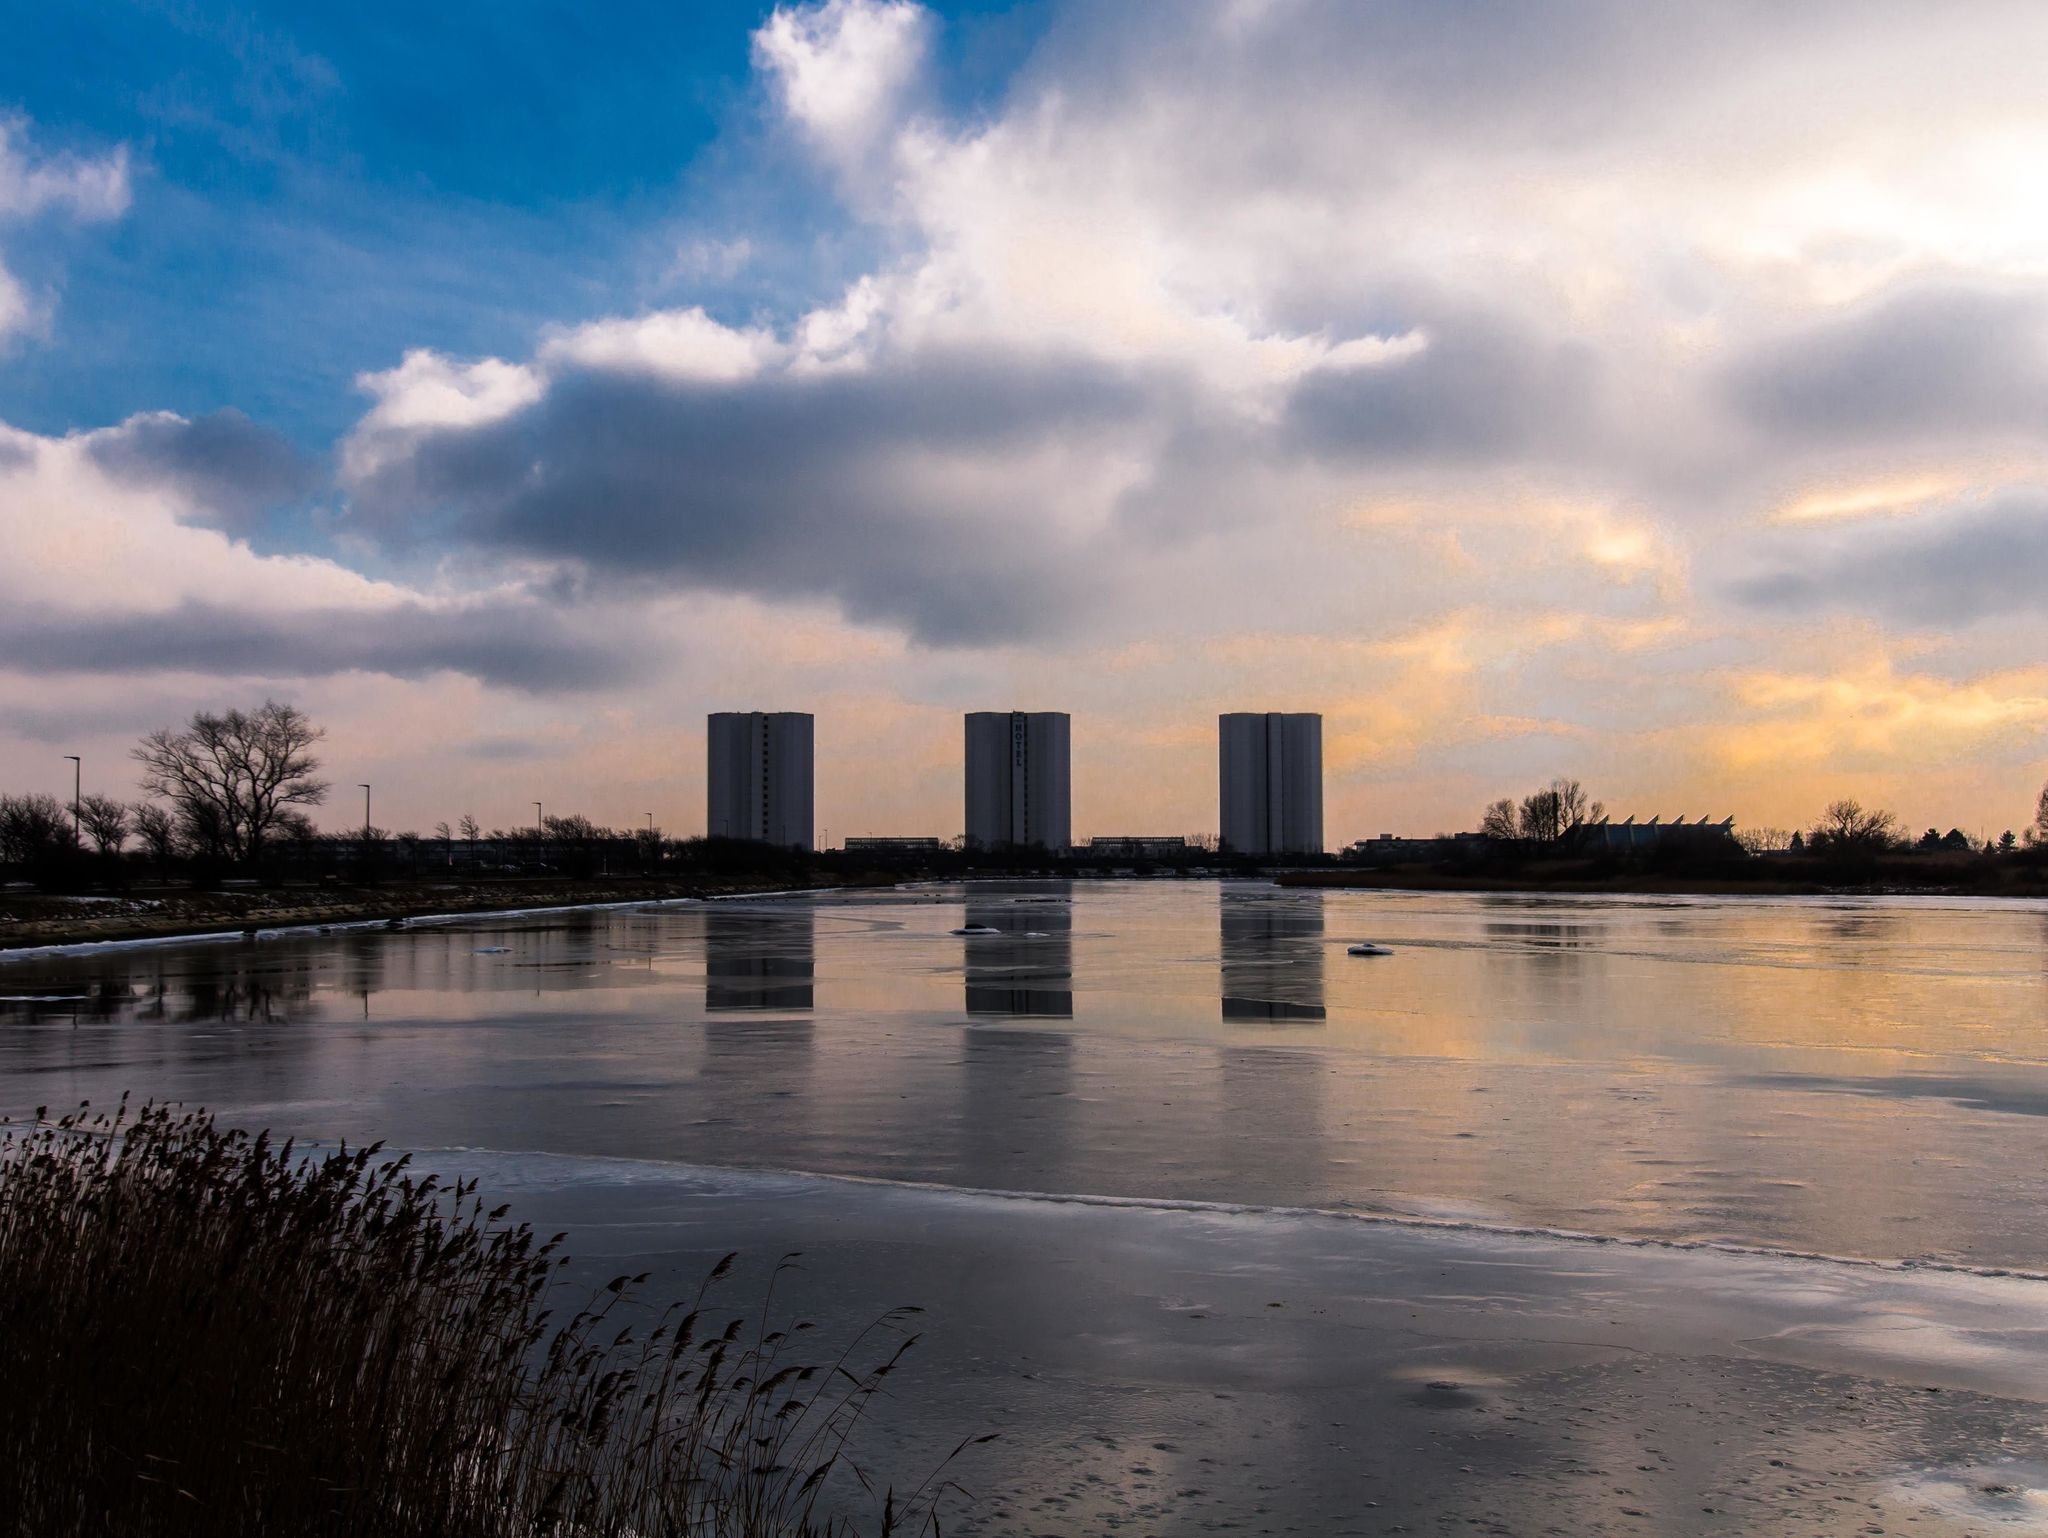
[131,802,178,864]
[1810,799,1899,854]
[1512,779,1596,843]
[134,702,329,865]
[75,793,131,856]
[0,794,69,870]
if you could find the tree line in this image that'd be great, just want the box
[0,702,668,885]
[1470,778,2048,858]
[1477,779,1603,843]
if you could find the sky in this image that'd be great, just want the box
[3,0,2046,846]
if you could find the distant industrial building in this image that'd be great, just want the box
[1346,832,1489,866]
[843,836,945,852]
[1218,712,1324,856]
[706,711,815,850]
[965,712,1071,852]
[1582,815,1735,853]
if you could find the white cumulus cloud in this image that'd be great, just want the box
[753,0,930,178]
[0,114,129,344]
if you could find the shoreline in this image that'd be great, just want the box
[0,874,872,957]
[1278,866,2048,898]
[10,865,2048,955]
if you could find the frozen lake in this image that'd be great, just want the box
[7,880,2048,1532]
[6,879,2047,1266]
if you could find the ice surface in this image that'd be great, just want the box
[8,880,2048,1530]
[418,1147,2048,1534]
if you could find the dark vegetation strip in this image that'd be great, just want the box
[0,1099,983,1537]
[0,873,883,953]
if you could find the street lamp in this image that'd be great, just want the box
[534,801,543,836]
[62,756,80,848]
[359,784,371,836]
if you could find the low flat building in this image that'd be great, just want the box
[1345,832,1488,865]
[1083,836,1192,858]
[844,836,945,852]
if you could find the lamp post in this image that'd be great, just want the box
[62,756,80,849]
[534,801,543,836]
[359,784,371,837]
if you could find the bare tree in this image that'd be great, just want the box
[2031,782,2048,847]
[1736,826,1795,855]
[131,802,178,864]
[75,793,131,856]
[1552,778,1591,836]
[1502,779,1602,844]
[1810,799,1900,853]
[133,702,329,865]
[0,793,70,869]
[1518,789,1563,843]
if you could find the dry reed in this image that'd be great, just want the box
[0,1097,981,1537]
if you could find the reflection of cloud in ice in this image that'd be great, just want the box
[1889,1460,2048,1531]
[1765,1306,2048,1378]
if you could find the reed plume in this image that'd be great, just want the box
[0,1098,980,1537]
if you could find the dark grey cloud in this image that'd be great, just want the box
[339,300,1628,648]
[348,346,1162,645]
[87,410,317,535]
[1281,314,1601,464]
[464,734,562,761]
[1731,493,2048,626]
[1,699,170,745]
[0,597,630,691]
[1722,286,2048,443]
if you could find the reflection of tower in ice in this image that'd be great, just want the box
[1220,889,1326,1023]
[704,906,817,1012]
[962,883,1073,1018]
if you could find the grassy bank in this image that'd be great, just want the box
[0,1099,971,1537]
[0,872,893,953]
